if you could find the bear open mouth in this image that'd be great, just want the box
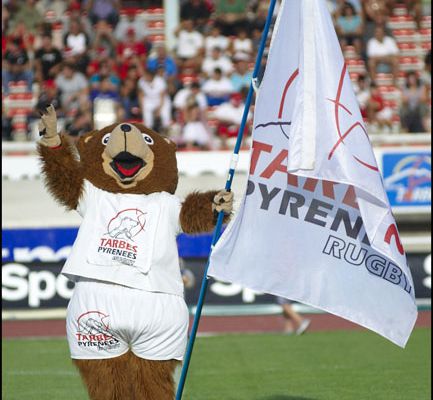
[110,152,146,179]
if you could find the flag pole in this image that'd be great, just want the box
[175,1,278,398]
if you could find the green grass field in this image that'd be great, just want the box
[2,328,431,400]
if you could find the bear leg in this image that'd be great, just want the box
[129,353,180,400]
[73,351,133,400]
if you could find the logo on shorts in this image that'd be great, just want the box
[76,311,121,351]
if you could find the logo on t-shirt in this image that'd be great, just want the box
[97,208,147,266]
[76,311,120,351]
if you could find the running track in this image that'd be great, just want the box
[2,311,431,338]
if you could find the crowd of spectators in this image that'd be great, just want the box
[2,0,432,148]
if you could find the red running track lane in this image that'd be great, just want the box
[2,311,431,339]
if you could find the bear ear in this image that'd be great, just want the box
[163,136,177,151]
[76,130,98,154]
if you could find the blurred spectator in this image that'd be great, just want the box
[174,81,208,112]
[2,5,10,35]
[180,0,211,32]
[181,101,212,150]
[55,62,89,114]
[214,0,249,36]
[354,74,370,119]
[32,22,54,51]
[202,67,235,106]
[399,71,429,133]
[116,27,148,65]
[90,76,122,110]
[119,78,141,121]
[362,0,390,43]
[147,45,178,79]
[389,0,422,29]
[367,81,393,132]
[175,19,204,71]
[367,25,399,83]
[2,37,33,94]
[202,46,234,78]
[231,27,253,57]
[8,0,43,33]
[6,21,35,53]
[230,52,253,92]
[34,79,63,116]
[62,2,93,38]
[204,25,230,56]
[63,18,90,58]
[65,110,93,143]
[114,9,148,41]
[420,51,431,88]
[89,60,120,90]
[138,68,172,132]
[34,32,63,83]
[85,0,120,28]
[335,2,363,55]
[213,90,251,149]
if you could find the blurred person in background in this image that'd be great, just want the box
[85,0,120,28]
[147,45,178,96]
[55,62,89,115]
[115,8,148,42]
[64,110,94,143]
[214,0,249,36]
[2,37,33,94]
[399,71,429,133]
[180,0,212,32]
[202,46,234,78]
[89,59,120,90]
[354,74,370,119]
[116,27,148,66]
[276,297,311,335]
[202,67,235,106]
[367,25,399,83]
[34,32,63,83]
[231,27,253,57]
[362,0,391,45]
[213,89,251,149]
[367,81,394,133]
[34,79,63,116]
[230,51,253,92]
[335,2,363,55]
[63,18,90,58]
[7,0,44,34]
[119,78,141,121]
[204,24,230,57]
[62,2,93,38]
[138,68,172,133]
[174,81,208,113]
[175,18,205,71]
[389,0,423,29]
[181,99,212,150]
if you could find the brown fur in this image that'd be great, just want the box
[74,352,179,400]
[37,135,84,210]
[180,191,230,234]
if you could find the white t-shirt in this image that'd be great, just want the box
[62,180,185,297]
[367,36,399,58]
[233,38,253,55]
[138,76,168,107]
[173,88,208,110]
[202,78,234,96]
[176,30,204,59]
[202,56,234,77]
[205,36,230,55]
[65,33,88,55]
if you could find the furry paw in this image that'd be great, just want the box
[212,190,234,214]
[38,104,61,147]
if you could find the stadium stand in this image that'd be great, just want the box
[1,0,431,145]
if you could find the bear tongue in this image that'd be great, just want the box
[115,162,142,177]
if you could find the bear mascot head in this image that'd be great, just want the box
[38,105,233,399]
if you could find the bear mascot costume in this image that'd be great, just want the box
[37,105,233,399]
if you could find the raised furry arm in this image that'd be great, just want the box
[37,135,84,210]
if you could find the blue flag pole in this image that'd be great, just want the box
[175,1,278,398]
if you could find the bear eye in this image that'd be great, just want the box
[142,134,154,145]
[102,133,111,145]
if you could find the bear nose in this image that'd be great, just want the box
[120,124,132,133]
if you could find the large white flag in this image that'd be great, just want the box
[208,0,417,347]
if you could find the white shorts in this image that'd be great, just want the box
[66,279,189,361]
